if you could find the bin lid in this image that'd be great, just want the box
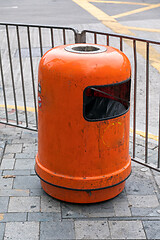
[65,44,107,54]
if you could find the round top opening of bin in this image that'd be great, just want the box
[65,44,107,54]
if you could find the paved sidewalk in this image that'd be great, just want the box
[0,124,160,240]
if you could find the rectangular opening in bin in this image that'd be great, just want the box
[83,79,131,121]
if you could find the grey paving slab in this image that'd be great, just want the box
[28,212,61,222]
[13,175,41,189]
[30,188,46,196]
[41,195,61,213]
[5,144,22,154]
[154,175,160,188]
[21,131,37,139]
[0,223,5,240]
[12,138,36,144]
[75,220,110,239]
[62,200,115,219]
[129,142,133,156]
[0,176,13,189]
[3,154,15,159]
[112,190,131,217]
[8,196,40,212]
[0,144,3,153]
[136,145,154,158]
[0,128,22,134]
[0,141,5,149]
[127,195,159,208]
[151,169,160,177]
[30,169,36,175]
[143,221,160,240]
[0,213,27,222]
[0,159,15,170]
[148,150,159,166]
[109,220,146,239]
[40,221,75,240]
[23,142,38,150]
[0,197,9,212]
[125,167,155,195]
[113,199,131,217]
[131,137,158,150]
[4,222,39,240]
[23,143,37,148]
[0,149,3,163]
[3,170,30,176]
[14,158,35,170]
[0,132,21,141]
[0,189,29,197]
[0,142,5,160]
[15,152,36,158]
[22,143,37,154]
[131,207,160,217]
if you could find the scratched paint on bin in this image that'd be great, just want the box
[102,120,124,148]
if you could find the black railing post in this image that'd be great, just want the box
[75,31,86,43]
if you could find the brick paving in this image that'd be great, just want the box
[0,124,160,239]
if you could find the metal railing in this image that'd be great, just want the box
[0,22,77,131]
[0,23,159,171]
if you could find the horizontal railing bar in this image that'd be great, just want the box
[0,22,78,33]
[131,157,160,172]
[82,30,160,45]
[1,23,159,45]
[0,121,38,131]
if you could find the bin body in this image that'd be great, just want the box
[35,44,131,203]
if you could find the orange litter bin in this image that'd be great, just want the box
[35,43,131,203]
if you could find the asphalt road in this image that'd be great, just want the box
[0,0,159,40]
[0,0,99,25]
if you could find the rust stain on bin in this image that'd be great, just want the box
[35,43,131,203]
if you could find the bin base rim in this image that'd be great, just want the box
[35,154,131,190]
[35,168,131,191]
[40,179,126,203]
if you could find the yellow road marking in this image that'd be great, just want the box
[73,0,117,22]
[130,129,158,141]
[72,0,160,73]
[0,104,35,112]
[126,26,160,33]
[89,0,150,6]
[15,189,30,193]
[0,214,4,221]
[0,104,158,141]
[112,3,160,19]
